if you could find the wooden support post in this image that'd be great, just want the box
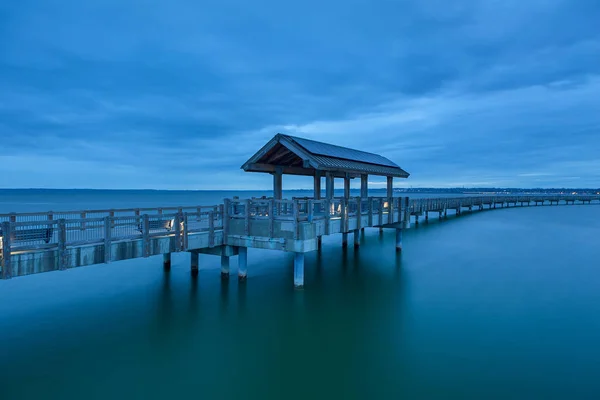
[1,221,12,279]
[404,197,411,229]
[294,252,304,288]
[396,228,402,252]
[292,199,299,240]
[268,200,274,237]
[221,247,230,279]
[80,212,86,231]
[205,211,213,247]
[368,197,374,226]
[273,167,283,200]
[326,172,335,200]
[58,219,67,270]
[342,232,348,248]
[238,246,247,281]
[353,229,360,248]
[142,214,150,257]
[191,251,199,277]
[343,174,350,199]
[183,213,190,250]
[317,237,322,251]
[104,216,111,263]
[163,253,171,271]
[341,197,347,233]
[360,174,368,198]
[223,199,230,245]
[314,171,322,199]
[386,176,393,197]
[425,211,429,223]
[244,199,250,236]
[356,197,361,230]
[174,212,182,251]
[415,215,419,225]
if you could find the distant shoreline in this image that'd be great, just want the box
[1,187,599,195]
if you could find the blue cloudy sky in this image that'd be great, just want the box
[1,0,599,189]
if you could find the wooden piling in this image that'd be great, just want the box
[191,251,199,277]
[238,246,247,281]
[294,252,304,288]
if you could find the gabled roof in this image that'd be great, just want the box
[241,133,410,178]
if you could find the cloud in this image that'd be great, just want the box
[0,0,599,189]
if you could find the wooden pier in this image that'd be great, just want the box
[1,134,599,287]
[0,194,598,286]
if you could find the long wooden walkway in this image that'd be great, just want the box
[1,195,598,285]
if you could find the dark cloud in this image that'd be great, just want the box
[0,0,599,188]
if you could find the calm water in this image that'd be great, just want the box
[1,190,600,399]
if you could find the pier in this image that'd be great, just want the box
[1,134,599,286]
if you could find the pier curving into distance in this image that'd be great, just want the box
[1,134,598,287]
[1,194,598,286]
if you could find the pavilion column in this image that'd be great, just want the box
[325,172,335,199]
[386,176,393,198]
[360,174,368,198]
[314,171,322,199]
[273,167,283,200]
[344,174,351,199]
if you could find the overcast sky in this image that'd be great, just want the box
[1,0,599,189]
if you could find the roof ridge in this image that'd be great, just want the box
[280,133,400,168]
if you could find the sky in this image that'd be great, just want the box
[1,0,599,190]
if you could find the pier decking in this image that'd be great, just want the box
[1,195,598,285]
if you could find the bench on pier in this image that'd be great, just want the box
[0,227,54,244]
[137,219,174,233]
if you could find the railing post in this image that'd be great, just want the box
[341,198,347,232]
[404,197,410,229]
[208,211,215,248]
[368,197,373,226]
[174,212,182,251]
[389,195,394,224]
[109,210,115,228]
[1,221,12,279]
[325,199,331,235]
[104,216,111,263]
[142,214,150,257]
[183,212,190,250]
[244,199,250,236]
[80,212,86,231]
[223,199,230,245]
[308,200,314,223]
[356,197,361,230]
[268,200,274,237]
[292,199,299,240]
[58,219,67,270]
[48,212,54,221]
